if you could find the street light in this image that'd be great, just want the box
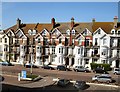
[30,45,33,75]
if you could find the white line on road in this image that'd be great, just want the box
[2,74,18,78]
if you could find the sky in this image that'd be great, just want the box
[1,2,118,30]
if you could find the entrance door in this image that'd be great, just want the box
[66,57,69,65]
[116,60,120,68]
[72,58,74,65]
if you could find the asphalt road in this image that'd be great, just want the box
[1,74,119,92]
[2,65,120,84]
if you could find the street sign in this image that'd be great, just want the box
[21,70,26,78]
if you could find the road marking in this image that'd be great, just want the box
[87,82,120,88]
[70,81,120,88]
[2,74,18,78]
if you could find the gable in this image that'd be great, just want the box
[81,28,92,36]
[40,29,49,37]
[52,28,61,36]
[93,27,106,35]
[75,33,84,40]
[34,33,43,39]
[15,29,27,39]
[6,29,15,36]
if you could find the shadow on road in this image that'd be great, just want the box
[2,82,90,92]
[0,76,4,82]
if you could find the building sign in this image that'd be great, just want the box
[21,70,26,78]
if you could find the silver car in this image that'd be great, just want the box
[113,68,120,75]
[73,66,90,72]
[92,74,112,84]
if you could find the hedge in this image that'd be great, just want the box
[90,63,111,71]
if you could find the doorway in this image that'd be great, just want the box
[116,60,120,68]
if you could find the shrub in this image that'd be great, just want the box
[90,63,110,71]
[26,74,38,80]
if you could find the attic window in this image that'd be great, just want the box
[111,31,114,34]
[118,31,120,35]
[42,30,47,35]
[72,30,75,35]
[38,38,40,43]
[66,30,70,35]
[83,29,87,35]
[98,29,100,34]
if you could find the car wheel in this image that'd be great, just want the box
[106,81,110,84]
[94,80,98,83]
[76,70,78,72]
[114,72,117,75]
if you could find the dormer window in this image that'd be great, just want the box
[43,31,46,35]
[98,29,100,34]
[66,30,70,35]
[111,31,114,34]
[118,30,120,35]
[72,30,75,35]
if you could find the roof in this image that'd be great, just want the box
[92,22,114,34]
[4,23,53,34]
[4,21,120,37]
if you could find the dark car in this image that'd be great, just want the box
[0,61,13,66]
[41,65,54,70]
[74,81,86,89]
[25,63,38,68]
[57,65,67,71]
[57,79,70,87]
[93,68,106,74]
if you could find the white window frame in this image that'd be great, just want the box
[103,38,107,45]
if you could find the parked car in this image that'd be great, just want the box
[113,68,120,75]
[73,66,90,72]
[57,65,67,71]
[93,68,106,74]
[73,80,86,89]
[25,63,38,68]
[57,79,70,87]
[0,61,13,66]
[92,74,112,84]
[41,65,54,70]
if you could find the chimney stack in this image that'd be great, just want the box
[17,18,21,29]
[51,18,55,28]
[92,18,96,23]
[71,17,74,28]
[113,16,118,28]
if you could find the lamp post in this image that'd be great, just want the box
[30,45,33,75]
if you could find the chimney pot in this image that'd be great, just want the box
[71,17,74,28]
[113,16,118,28]
[17,18,21,29]
[92,18,96,23]
[51,18,55,28]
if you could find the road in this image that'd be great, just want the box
[1,74,119,92]
[2,65,120,84]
